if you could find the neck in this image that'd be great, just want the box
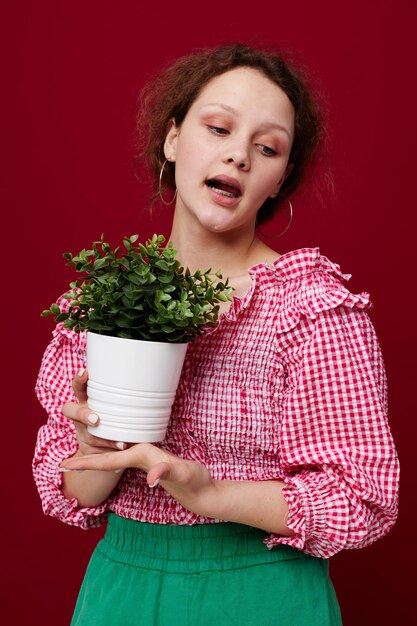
[169,214,265,277]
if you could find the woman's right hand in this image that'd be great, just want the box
[62,368,126,458]
[60,368,126,506]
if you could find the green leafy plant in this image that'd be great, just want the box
[42,234,232,343]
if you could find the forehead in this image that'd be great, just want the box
[191,67,295,129]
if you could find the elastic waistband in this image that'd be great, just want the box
[98,513,308,574]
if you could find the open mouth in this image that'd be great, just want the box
[205,178,241,199]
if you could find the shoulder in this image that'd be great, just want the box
[250,248,371,333]
[42,291,87,355]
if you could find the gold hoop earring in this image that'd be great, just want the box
[256,195,293,239]
[158,159,177,206]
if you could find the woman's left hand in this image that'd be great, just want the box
[60,444,217,517]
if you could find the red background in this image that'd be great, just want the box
[2,1,416,624]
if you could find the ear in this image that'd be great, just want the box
[285,163,294,179]
[269,163,294,199]
[164,118,179,162]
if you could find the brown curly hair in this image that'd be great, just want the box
[135,43,324,223]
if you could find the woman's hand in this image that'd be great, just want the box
[61,370,217,515]
[59,368,127,507]
[60,372,292,533]
[60,445,292,534]
[62,368,127,458]
[60,442,218,518]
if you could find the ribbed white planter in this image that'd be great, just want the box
[86,332,188,443]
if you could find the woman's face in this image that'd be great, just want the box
[164,66,295,236]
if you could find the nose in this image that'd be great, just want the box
[223,144,250,170]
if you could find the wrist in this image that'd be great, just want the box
[197,479,293,536]
[198,479,227,519]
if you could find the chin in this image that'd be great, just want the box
[202,218,235,232]
[196,214,229,232]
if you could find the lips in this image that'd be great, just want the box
[205,175,242,199]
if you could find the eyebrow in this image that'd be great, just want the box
[201,102,292,139]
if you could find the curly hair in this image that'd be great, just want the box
[134,43,324,223]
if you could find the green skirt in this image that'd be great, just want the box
[71,513,342,626]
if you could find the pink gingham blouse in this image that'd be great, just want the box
[33,248,399,559]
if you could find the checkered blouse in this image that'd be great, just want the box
[33,248,399,558]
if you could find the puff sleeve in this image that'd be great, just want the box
[33,310,113,528]
[265,302,399,558]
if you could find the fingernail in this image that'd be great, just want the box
[87,413,99,425]
[59,467,72,473]
[116,441,126,450]
[77,368,86,377]
[149,479,160,488]
[114,469,123,474]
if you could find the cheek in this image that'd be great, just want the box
[174,149,204,195]
[255,170,282,199]
[265,161,289,190]
[175,141,212,188]
[176,138,202,170]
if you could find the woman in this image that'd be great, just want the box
[33,44,399,625]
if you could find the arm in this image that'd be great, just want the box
[60,456,122,508]
[33,323,123,526]
[266,306,399,557]
[61,305,399,555]
[57,307,398,558]
[60,369,125,507]
[61,442,294,536]
[36,317,291,530]
[204,479,292,535]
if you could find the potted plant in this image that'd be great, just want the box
[42,234,232,442]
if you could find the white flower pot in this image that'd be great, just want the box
[86,332,188,443]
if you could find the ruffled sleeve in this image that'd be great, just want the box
[263,264,399,557]
[33,296,112,529]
